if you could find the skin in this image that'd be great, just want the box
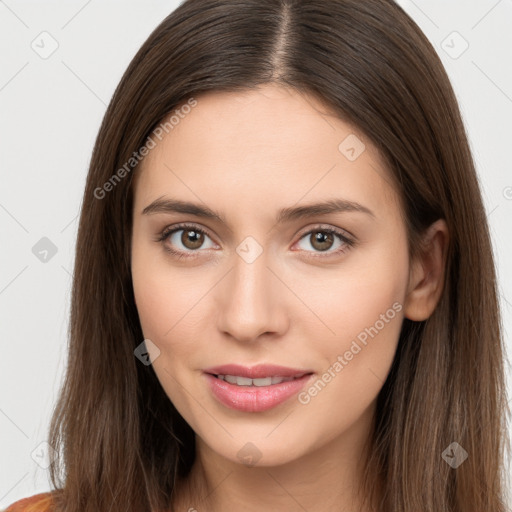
[130,84,449,512]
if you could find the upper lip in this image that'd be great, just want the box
[203,364,314,379]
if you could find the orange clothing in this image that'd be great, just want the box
[4,492,54,512]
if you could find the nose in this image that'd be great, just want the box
[215,248,289,344]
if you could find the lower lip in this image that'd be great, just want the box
[204,373,314,412]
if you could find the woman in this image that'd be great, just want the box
[6,0,509,510]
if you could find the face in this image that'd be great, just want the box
[131,84,411,467]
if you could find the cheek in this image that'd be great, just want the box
[292,267,406,445]
[131,256,205,403]
[290,234,408,347]
[131,263,170,340]
[131,234,204,340]
[299,274,404,401]
[293,236,409,401]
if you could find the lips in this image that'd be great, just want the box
[202,364,315,412]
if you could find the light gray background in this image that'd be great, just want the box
[1,0,511,507]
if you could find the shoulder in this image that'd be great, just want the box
[3,492,55,512]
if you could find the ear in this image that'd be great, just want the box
[403,219,449,321]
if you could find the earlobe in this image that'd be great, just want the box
[403,219,449,321]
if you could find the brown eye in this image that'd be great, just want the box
[309,231,334,251]
[159,224,217,255]
[295,226,353,256]
[181,229,204,250]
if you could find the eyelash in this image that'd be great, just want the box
[156,222,355,260]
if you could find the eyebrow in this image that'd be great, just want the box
[141,197,375,224]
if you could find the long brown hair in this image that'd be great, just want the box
[48,0,510,510]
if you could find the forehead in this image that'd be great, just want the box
[134,84,400,221]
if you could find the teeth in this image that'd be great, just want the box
[251,377,273,386]
[217,374,302,386]
[225,375,252,386]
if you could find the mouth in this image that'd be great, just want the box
[202,364,315,412]
[207,373,311,387]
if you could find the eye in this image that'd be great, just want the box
[294,225,354,256]
[157,223,217,257]
[157,223,355,259]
